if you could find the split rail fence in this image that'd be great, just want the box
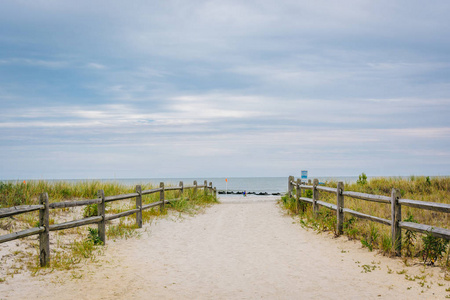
[0,180,216,266]
[287,176,450,255]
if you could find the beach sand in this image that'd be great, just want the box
[1,195,449,299]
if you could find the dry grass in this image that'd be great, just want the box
[0,180,218,280]
[282,176,450,266]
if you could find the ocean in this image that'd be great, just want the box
[35,176,363,195]
[6,175,432,195]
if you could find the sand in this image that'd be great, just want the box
[1,195,449,299]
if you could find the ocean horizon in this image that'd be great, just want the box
[3,175,447,195]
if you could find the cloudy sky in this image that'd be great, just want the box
[1,0,449,180]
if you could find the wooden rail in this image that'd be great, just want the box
[0,180,217,266]
[288,176,450,256]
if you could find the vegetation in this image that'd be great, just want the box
[0,180,218,276]
[281,175,450,267]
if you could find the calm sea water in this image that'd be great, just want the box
[34,176,363,194]
[8,176,437,195]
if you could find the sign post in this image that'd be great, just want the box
[301,170,308,183]
[225,178,228,194]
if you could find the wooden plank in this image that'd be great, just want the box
[49,199,100,209]
[105,192,140,202]
[142,188,162,195]
[142,201,163,210]
[105,209,140,221]
[342,191,391,204]
[0,227,45,244]
[316,200,337,211]
[399,199,450,214]
[342,208,392,226]
[0,205,44,218]
[165,186,182,191]
[300,185,313,190]
[399,222,450,240]
[316,186,337,194]
[299,197,313,204]
[49,216,102,231]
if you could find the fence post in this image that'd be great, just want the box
[336,182,344,235]
[135,185,142,228]
[391,188,402,256]
[209,182,213,195]
[193,180,197,199]
[288,176,294,198]
[160,182,165,211]
[39,192,50,267]
[296,178,301,214]
[97,190,106,245]
[204,180,208,195]
[313,179,319,216]
[179,181,184,199]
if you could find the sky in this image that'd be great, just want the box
[1,0,449,180]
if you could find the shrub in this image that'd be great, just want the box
[421,232,449,265]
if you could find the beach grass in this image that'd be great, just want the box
[0,180,218,274]
[282,176,450,266]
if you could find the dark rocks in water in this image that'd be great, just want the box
[217,190,280,196]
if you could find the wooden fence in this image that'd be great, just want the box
[287,176,450,255]
[0,180,217,266]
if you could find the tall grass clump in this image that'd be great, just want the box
[0,180,142,207]
[281,175,450,264]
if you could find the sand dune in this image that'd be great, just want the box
[1,196,448,299]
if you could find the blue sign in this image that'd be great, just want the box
[301,170,308,179]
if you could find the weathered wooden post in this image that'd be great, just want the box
[296,178,301,214]
[97,190,106,244]
[204,180,208,195]
[193,180,198,199]
[288,176,294,198]
[213,187,217,198]
[160,182,165,211]
[391,188,402,256]
[135,185,142,228]
[336,182,344,235]
[209,182,213,195]
[39,192,50,267]
[312,179,319,216]
[179,181,184,199]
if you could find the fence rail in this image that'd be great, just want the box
[0,180,216,266]
[287,175,450,256]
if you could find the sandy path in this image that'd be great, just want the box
[1,196,448,299]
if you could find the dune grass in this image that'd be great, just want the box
[0,180,218,275]
[282,176,450,266]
